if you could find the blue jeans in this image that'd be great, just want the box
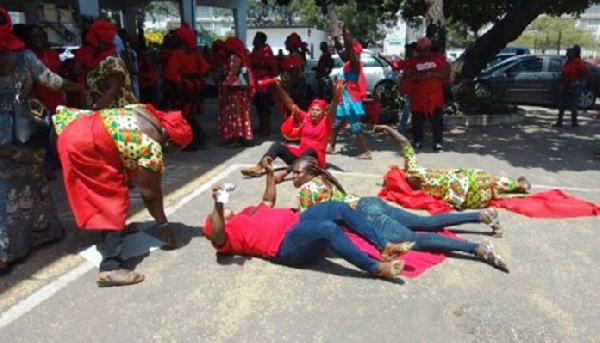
[276,202,386,273]
[398,96,411,134]
[356,197,479,254]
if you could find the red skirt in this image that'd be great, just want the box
[57,114,129,231]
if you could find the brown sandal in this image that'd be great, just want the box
[375,260,405,278]
[241,165,265,177]
[97,269,145,287]
[381,242,415,262]
[481,208,503,238]
[476,243,509,273]
[355,152,373,160]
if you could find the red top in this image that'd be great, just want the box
[562,57,589,85]
[137,50,157,88]
[286,108,333,167]
[203,203,299,258]
[34,49,64,112]
[249,44,278,93]
[317,51,333,77]
[164,49,210,83]
[410,54,448,115]
[343,60,368,102]
[394,58,414,96]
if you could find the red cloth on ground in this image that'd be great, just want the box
[57,113,129,230]
[562,57,589,85]
[286,107,333,167]
[490,189,600,218]
[379,166,600,218]
[410,54,448,115]
[34,49,64,112]
[0,7,25,51]
[203,203,299,258]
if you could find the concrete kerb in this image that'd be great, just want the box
[445,108,526,128]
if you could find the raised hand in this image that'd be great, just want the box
[261,156,275,174]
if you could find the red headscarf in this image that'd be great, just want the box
[224,36,249,67]
[309,99,328,112]
[0,7,25,51]
[85,20,118,71]
[353,41,363,55]
[212,39,226,57]
[175,22,197,49]
[145,104,193,148]
[287,32,309,54]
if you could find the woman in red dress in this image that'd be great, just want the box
[241,79,343,183]
[217,37,255,148]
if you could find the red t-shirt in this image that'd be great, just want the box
[286,108,333,168]
[395,58,414,96]
[562,57,589,85]
[203,203,299,258]
[164,49,210,83]
[410,54,448,115]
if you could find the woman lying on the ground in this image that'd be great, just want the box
[240,79,343,183]
[374,125,530,210]
[289,156,509,272]
[205,158,414,279]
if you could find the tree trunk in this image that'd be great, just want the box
[425,0,445,52]
[459,0,546,81]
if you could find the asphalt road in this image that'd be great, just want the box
[0,103,599,342]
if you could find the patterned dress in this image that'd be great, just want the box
[217,55,253,140]
[53,105,164,172]
[297,176,360,212]
[0,50,65,266]
[85,55,137,108]
[402,145,525,209]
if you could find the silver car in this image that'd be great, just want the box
[305,49,399,98]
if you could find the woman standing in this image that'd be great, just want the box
[53,104,191,286]
[85,19,137,110]
[217,36,255,148]
[163,23,210,150]
[0,7,80,270]
[327,27,372,160]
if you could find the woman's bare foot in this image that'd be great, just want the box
[518,177,531,191]
[326,146,338,154]
[375,260,405,278]
[241,165,265,177]
[381,242,415,261]
[481,208,503,238]
[355,151,373,160]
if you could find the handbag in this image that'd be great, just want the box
[11,52,51,148]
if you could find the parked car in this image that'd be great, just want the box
[475,54,599,109]
[305,50,399,98]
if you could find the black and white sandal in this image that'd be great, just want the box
[478,243,509,273]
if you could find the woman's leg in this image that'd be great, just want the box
[398,96,411,134]
[411,111,426,147]
[300,202,388,250]
[357,197,481,232]
[99,231,125,272]
[276,219,379,273]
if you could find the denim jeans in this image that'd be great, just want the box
[557,84,584,126]
[275,202,386,273]
[99,231,124,272]
[356,197,479,254]
[398,96,411,134]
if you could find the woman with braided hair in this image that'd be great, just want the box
[289,156,511,273]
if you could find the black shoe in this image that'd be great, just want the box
[571,122,579,128]
[434,143,444,152]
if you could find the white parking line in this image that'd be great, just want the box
[0,163,242,330]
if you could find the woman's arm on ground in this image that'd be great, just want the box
[210,185,227,247]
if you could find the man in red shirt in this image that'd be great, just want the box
[407,37,450,152]
[205,159,411,279]
[555,44,589,128]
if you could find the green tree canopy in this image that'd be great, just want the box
[514,17,598,53]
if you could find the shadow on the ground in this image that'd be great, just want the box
[332,108,600,173]
[302,258,406,285]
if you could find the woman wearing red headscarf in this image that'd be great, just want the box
[327,26,372,160]
[241,79,343,183]
[280,33,310,117]
[85,19,137,109]
[53,103,192,286]
[217,36,256,148]
[0,7,81,270]
[164,23,210,151]
[249,31,278,136]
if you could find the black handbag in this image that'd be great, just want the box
[11,52,51,148]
